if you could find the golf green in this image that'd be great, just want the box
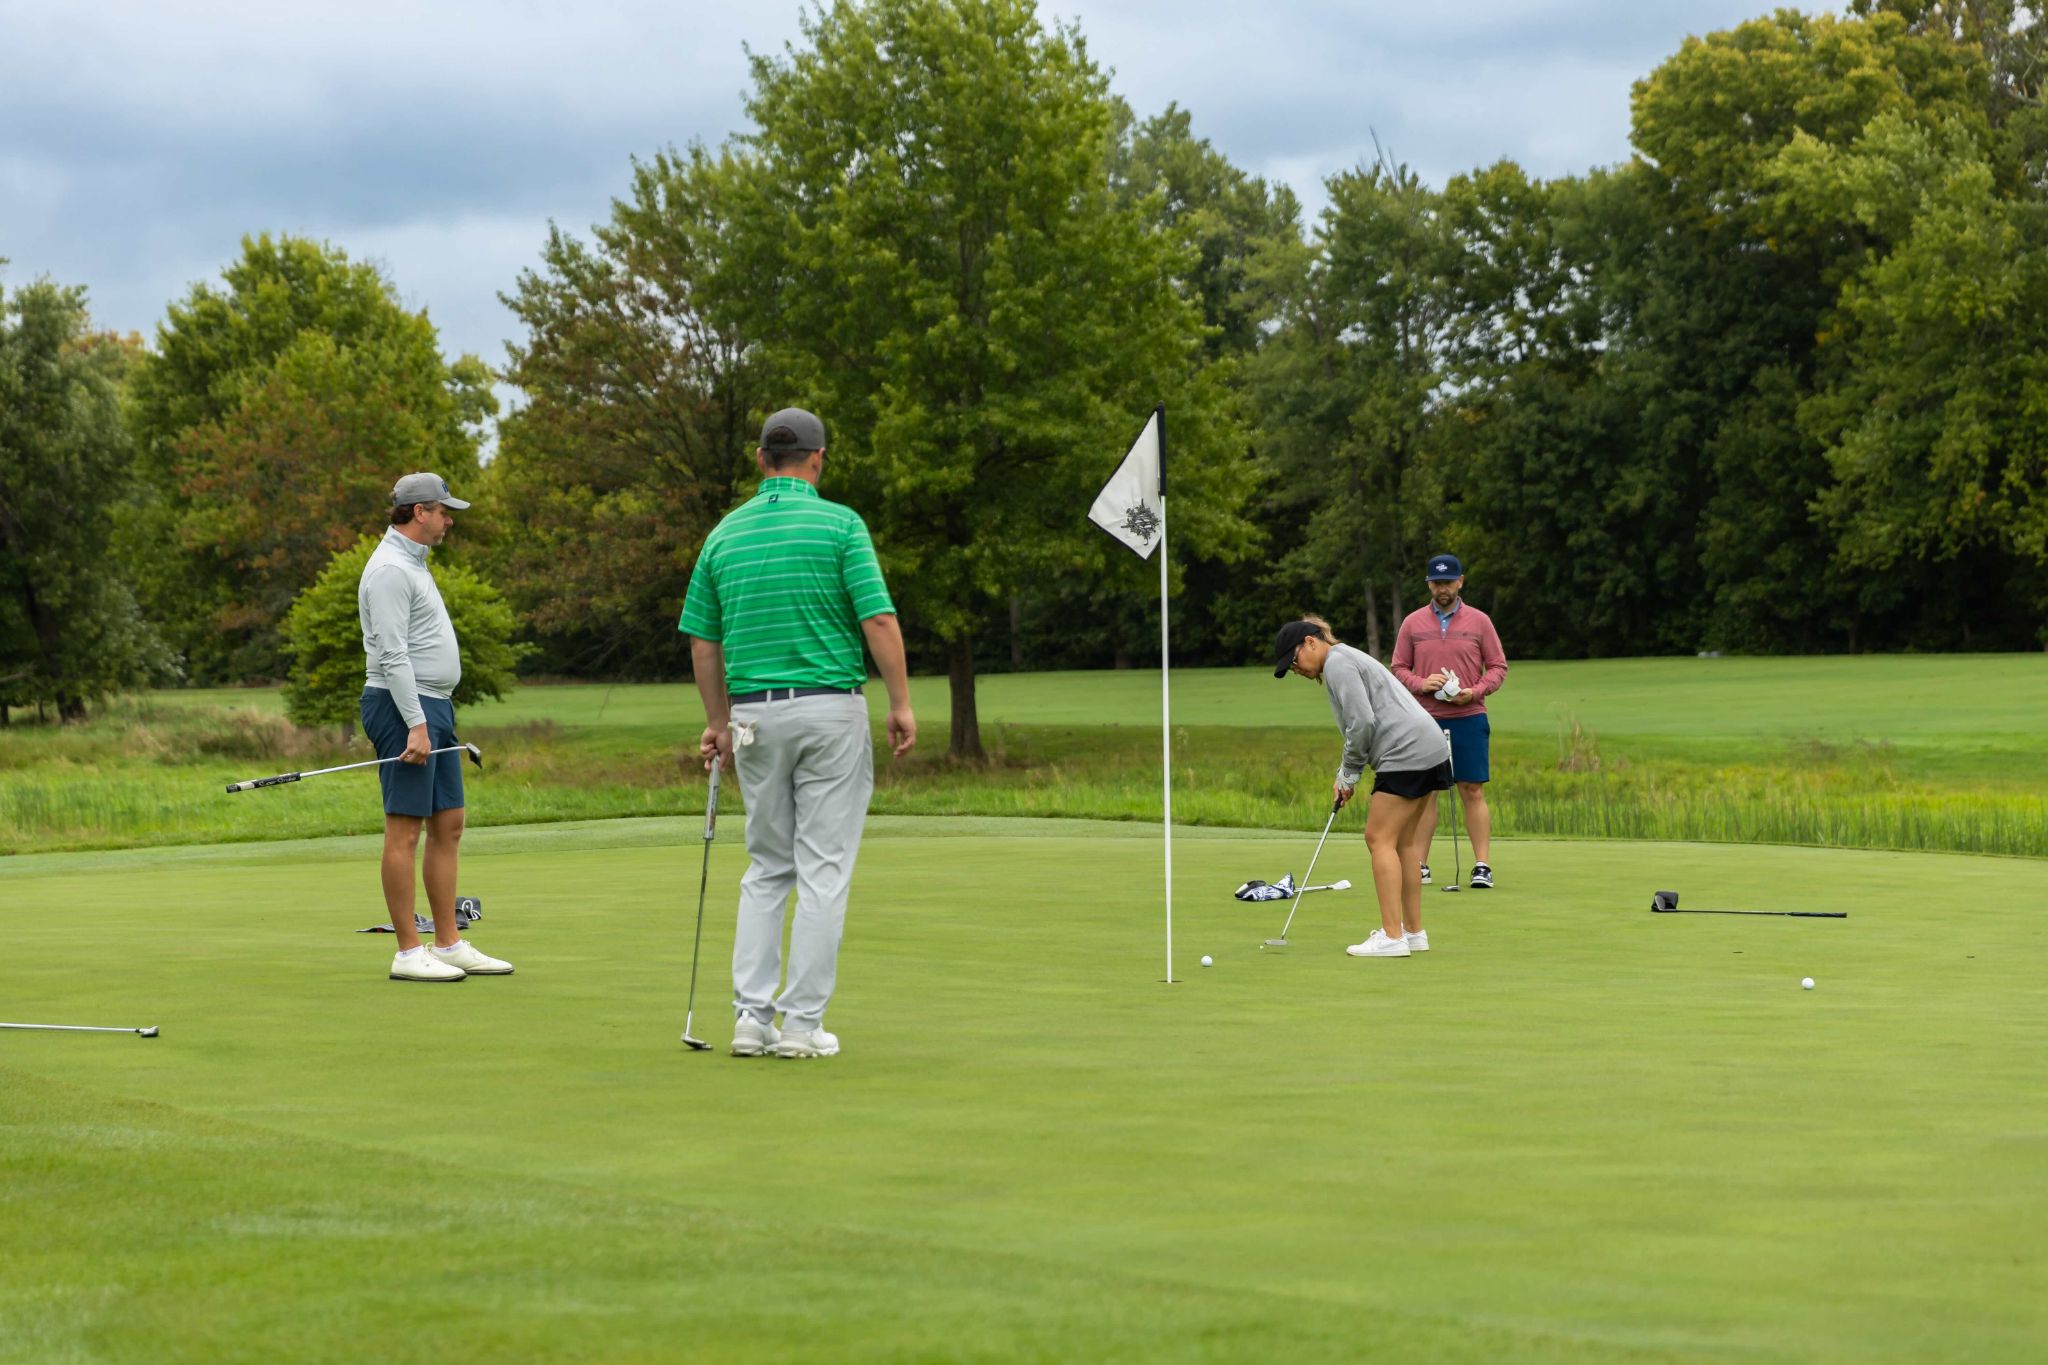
[3,818,2043,1361]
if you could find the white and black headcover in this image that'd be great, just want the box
[1234,873,1296,902]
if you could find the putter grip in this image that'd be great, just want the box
[226,773,301,793]
[703,755,722,841]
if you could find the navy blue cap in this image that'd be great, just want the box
[1426,553,1462,581]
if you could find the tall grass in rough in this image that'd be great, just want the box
[4,699,2045,858]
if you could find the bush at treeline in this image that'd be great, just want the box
[7,0,2048,756]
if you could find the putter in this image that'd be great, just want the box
[680,754,723,1052]
[1441,729,1463,893]
[226,742,483,792]
[1264,799,1342,948]
[1650,890,1846,919]
[2,1022,158,1037]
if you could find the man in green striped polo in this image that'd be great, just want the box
[680,407,916,1060]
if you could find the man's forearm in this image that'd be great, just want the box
[690,638,729,727]
[860,614,911,706]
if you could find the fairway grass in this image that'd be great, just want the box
[3,818,2044,1362]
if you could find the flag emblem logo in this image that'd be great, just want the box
[1120,503,1160,541]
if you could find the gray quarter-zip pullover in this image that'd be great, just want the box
[359,527,461,728]
[1322,642,1446,787]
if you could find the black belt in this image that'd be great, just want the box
[728,685,863,705]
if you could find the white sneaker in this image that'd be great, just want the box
[390,948,465,982]
[731,1017,781,1057]
[429,941,513,975]
[1405,930,1430,952]
[1419,864,1432,885]
[773,1029,841,1059]
[1346,929,1412,958]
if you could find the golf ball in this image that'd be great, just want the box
[1801,977,1815,990]
[1200,955,1213,967]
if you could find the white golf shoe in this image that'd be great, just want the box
[390,948,465,982]
[1346,929,1412,958]
[429,941,514,975]
[1419,863,1432,885]
[731,1018,781,1057]
[1404,930,1430,952]
[773,1029,841,1059]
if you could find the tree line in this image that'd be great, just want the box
[5,0,2046,756]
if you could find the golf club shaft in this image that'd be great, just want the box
[1,1022,155,1035]
[226,744,478,792]
[1275,800,1341,942]
[1443,729,1462,888]
[1653,908,1848,918]
[683,755,722,1037]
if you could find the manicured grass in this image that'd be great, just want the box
[3,817,2044,1361]
[5,657,2046,857]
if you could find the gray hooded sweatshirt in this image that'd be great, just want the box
[1321,642,1447,788]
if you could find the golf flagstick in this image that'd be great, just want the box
[680,753,722,1051]
[226,743,482,792]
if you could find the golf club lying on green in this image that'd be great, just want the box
[1650,890,1846,918]
[225,742,483,793]
[2,1022,159,1037]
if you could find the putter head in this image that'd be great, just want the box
[463,743,484,771]
[680,1033,713,1052]
[1262,937,1289,948]
[1651,890,1680,912]
[138,1027,159,1038]
[1441,884,1463,893]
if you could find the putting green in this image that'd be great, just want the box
[3,819,2043,1361]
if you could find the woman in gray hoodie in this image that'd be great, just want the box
[1273,618,1452,958]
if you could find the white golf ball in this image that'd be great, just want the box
[1200,955,1213,968]
[1801,977,1815,990]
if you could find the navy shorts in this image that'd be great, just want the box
[1440,712,1491,785]
[359,688,464,818]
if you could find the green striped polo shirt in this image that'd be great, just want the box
[678,477,896,693]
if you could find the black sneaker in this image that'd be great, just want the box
[1419,863,1432,885]
[1470,864,1493,889]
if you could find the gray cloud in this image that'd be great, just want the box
[0,0,1806,374]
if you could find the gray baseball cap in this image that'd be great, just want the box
[759,407,826,453]
[390,472,470,510]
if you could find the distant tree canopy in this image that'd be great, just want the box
[38,0,2048,731]
[1,277,175,720]
[126,235,495,684]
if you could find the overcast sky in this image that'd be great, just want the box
[2,0,1785,373]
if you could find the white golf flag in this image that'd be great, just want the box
[1087,410,1164,559]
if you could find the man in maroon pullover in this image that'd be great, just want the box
[1390,554,1508,888]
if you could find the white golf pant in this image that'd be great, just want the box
[728,692,873,1032]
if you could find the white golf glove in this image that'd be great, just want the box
[1434,669,1461,701]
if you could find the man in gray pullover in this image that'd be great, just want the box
[358,472,512,984]
[1273,619,1451,959]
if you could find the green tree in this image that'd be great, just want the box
[492,148,767,677]
[1626,8,1986,650]
[1792,112,2048,646]
[1250,152,1450,657]
[726,0,1256,758]
[0,277,176,720]
[128,235,495,682]
[281,536,532,730]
